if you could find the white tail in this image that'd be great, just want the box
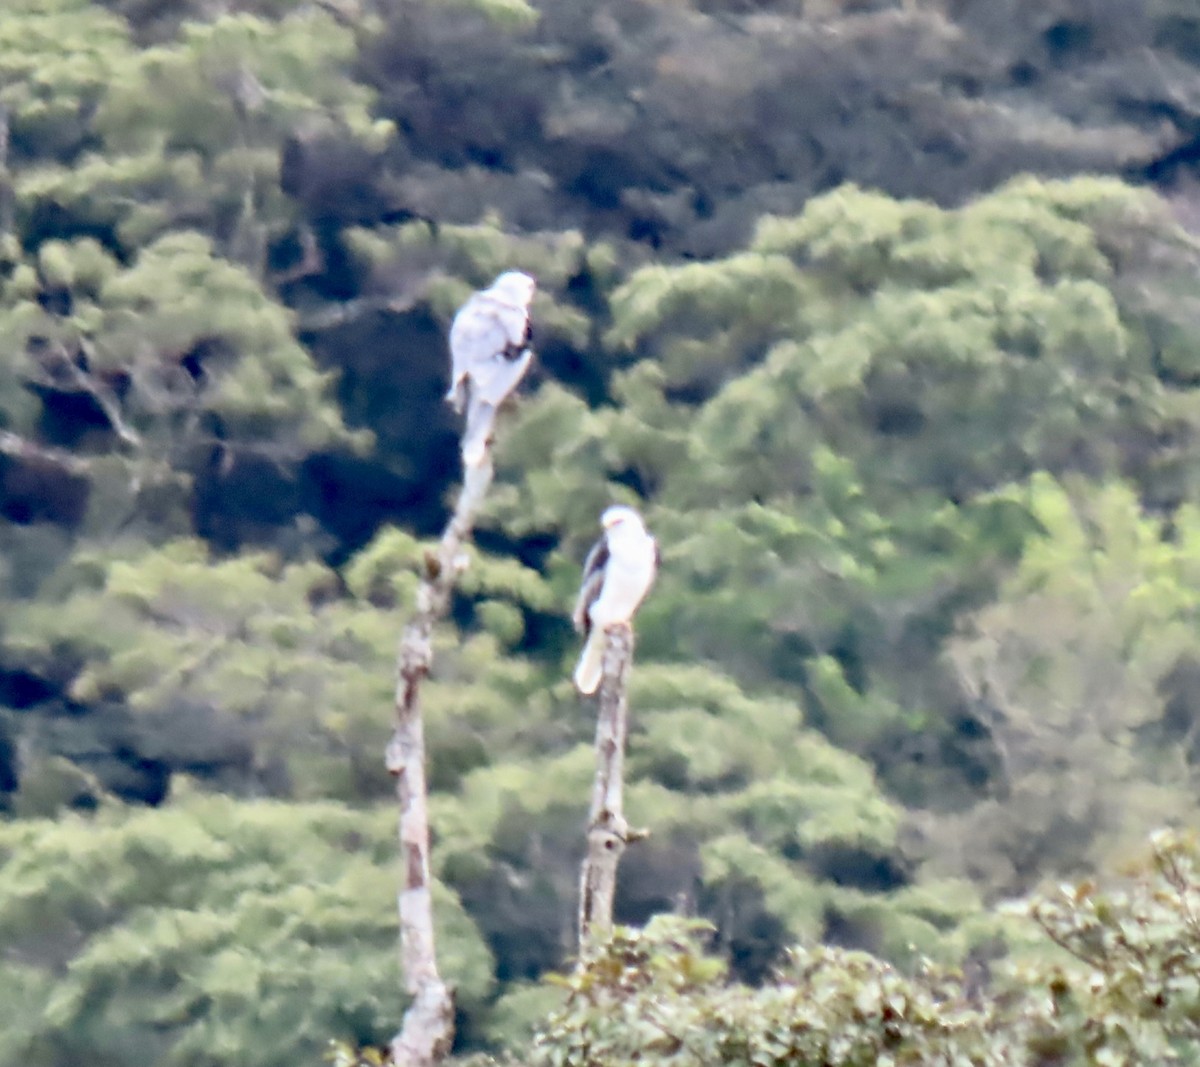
[573,629,604,694]
[446,378,467,415]
[461,400,496,467]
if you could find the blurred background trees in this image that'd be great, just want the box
[6,0,1200,1064]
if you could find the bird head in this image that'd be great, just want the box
[600,505,644,533]
[489,270,537,309]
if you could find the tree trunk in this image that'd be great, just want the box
[577,623,644,949]
[387,458,494,1066]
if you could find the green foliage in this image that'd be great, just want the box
[606,254,810,391]
[15,7,387,255]
[426,661,943,996]
[684,179,1180,505]
[1023,830,1200,1061]
[493,176,1200,807]
[0,224,364,578]
[345,218,593,347]
[0,0,133,160]
[6,0,1200,1060]
[0,231,358,455]
[2,533,567,803]
[0,793,493,1067]
[450,0,539,29]
[931,475,1200,892]
[530,836,1200,1066]
[530,917,999,1067]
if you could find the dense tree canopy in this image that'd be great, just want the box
[5,0,1200,1064]
[530,833,1200,1067]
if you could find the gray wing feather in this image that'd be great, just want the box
[494,300,531,348]
[449,297,504,367]
[572,535,609,634]
[448,295,532,411]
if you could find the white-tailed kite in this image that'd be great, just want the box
[572,505,659,695]
[446,270,536,466]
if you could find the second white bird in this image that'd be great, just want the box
[572,505,659,695]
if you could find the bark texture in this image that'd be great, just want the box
[387,458,494,1066]
[577,623,645,948]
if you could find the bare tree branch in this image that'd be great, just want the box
[0,104,13,238]
[0,430,88,474]
[69,347,144,452]
[386,458,494,1067]
[294,293,424,333]
[577,623,648,949]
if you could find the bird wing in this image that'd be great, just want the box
[492,299,532,350]
[478,347,532,408]
[572,534,610,634]
[449,295,508,378]
[449,295,533,404]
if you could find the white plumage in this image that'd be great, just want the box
[446,271,536,466]
[572,505,659,695]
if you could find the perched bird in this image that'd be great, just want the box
[572,505,659,695]
[446,270,536,466]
